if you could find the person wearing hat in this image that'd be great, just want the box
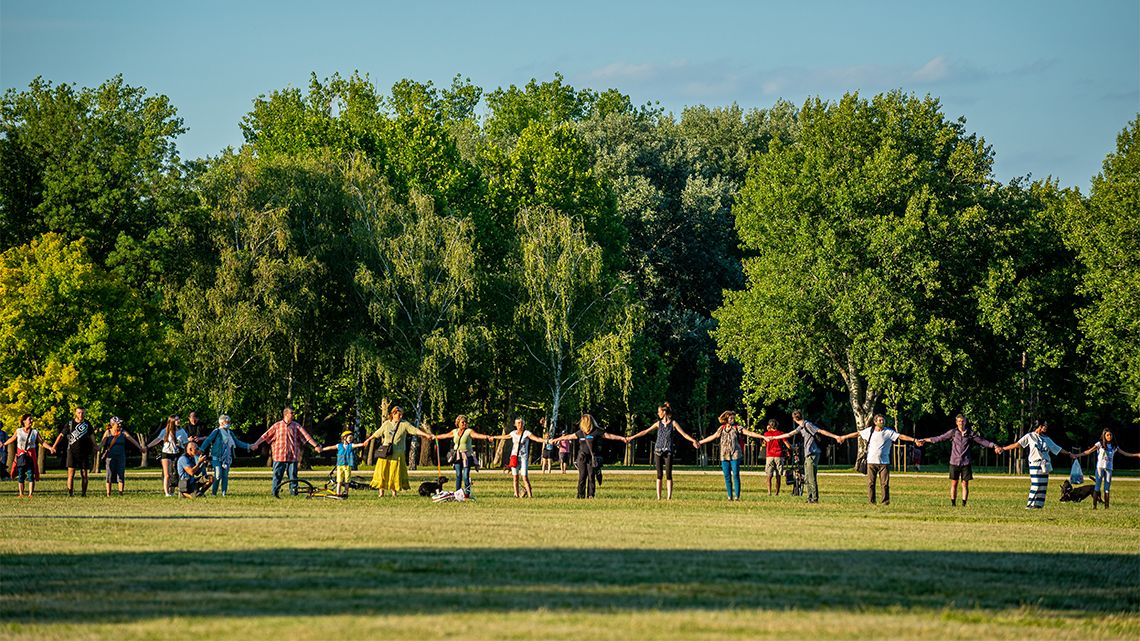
[198,414,253,496]
[320,429,367,495]
[365,406,433,497]
[99,417,143,496]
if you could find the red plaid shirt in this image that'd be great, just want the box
[251,420,317,462]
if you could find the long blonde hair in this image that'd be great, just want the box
[579,413,597,434]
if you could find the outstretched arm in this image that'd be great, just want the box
[834,431,860,443]
[896,433,917,444]
[741,428,766,439]
[1118,448,1140,458]
[671,424,699,447]
[551,433,579,443]
[697,431,718,445]
[628,425,656,441]
[125,432,144,450]
[1076,443,1098,457]
[602,431,626,442]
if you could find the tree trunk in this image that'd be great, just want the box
[844,354,879,431]
[623,412,634,465]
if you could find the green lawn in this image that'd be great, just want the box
[2,467,1138,640]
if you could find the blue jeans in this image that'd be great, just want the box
[212,463,231,495]
[721,459,741,499]
[272,460,298,496]
[454,460,472,492]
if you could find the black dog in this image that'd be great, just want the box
[418,476,449,496]
[1059,480,1101,508]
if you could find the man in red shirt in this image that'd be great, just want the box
[250,406,321,496]
[762,419,785,496]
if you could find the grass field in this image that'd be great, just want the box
[2,466,1138,640]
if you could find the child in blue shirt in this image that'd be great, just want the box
[321,431,366,495]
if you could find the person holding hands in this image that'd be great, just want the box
[627,403,698,500]
[763,410,844,503]
[998,420,1077,509]
[1074,429,1138,509]
[835,414,918,505]
[916,414,1000,507]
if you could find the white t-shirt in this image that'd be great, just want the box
[1094,442,1117,471]
[858,428,901,465]
[509,430,534,458]
[159,427,189,455]
[1017,432,1062,470]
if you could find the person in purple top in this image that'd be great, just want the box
[917,414,1000,507]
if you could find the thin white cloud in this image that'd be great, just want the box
[578,55,1054,102]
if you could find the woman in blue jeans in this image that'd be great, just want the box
[698,411,766,500]
[432,415,493,497]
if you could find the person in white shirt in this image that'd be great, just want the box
[999,420,1077,509]
[836,414,918,505]
[1075,429,1139,510]
[489,417,547,498]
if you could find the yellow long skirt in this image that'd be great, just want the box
[370,457,410,491]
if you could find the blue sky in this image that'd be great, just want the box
[2,0,1137,190]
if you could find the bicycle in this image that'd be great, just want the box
[273,477,346,500]
[325,468,371,492]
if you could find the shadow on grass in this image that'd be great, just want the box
[2,548,1136,622]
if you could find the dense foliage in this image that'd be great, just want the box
[1,74,1135,447]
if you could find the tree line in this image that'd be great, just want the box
[1,72,1136,457]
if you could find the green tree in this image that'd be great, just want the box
[0,233,177,437]
[1063,117,1140,415]
[349,159,485,463]
[512,206,637,434]
[714,92,995,430]
[0,76,187,263]
[175,149,359,433]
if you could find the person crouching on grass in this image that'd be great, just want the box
[320,430,367,496]
[998,420,1077,509]
[916,414,1000,507]
[99,417,143,496]
[176,441,211,498]
[835,414,918,505]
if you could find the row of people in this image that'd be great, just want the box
[4,406,1134,508]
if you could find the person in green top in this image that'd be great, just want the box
[367,406,433,497]
[432,414,495,496]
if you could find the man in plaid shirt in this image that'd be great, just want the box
[250,406,320,496]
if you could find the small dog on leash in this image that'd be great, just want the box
[418,476,449,496]
[1059,480,1101,508]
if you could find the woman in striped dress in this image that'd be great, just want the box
[999,420,1076,509]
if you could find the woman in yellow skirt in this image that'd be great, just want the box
[368,406,433,497]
